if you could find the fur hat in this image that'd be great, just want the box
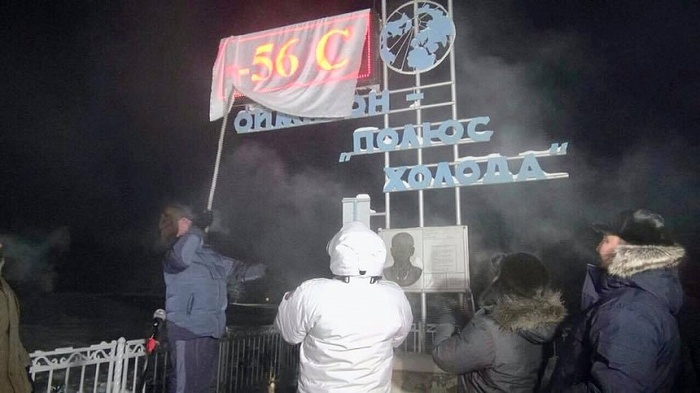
[593,209,674,246]
[494,253,549,298]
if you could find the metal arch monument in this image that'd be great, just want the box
[208,0,569,295]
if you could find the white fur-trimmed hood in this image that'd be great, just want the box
[608,244,685,278]
[327,221,387,277]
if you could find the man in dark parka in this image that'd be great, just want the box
[550,209,685,392]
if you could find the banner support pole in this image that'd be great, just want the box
[206,89,236,227]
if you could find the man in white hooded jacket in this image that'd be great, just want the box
[275,221,413,392]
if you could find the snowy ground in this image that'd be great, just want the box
[20,292,277,352]
[20,293,160,352]
[19,292,699,391]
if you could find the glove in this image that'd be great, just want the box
[434,322,456,345]
[191,209,213,229]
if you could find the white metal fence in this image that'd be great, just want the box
[28,323,434,393]
[30,338,144,393]
[29,326,300,393]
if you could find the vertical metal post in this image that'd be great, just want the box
[412,0,425,230]
[420,292,427,353]
[382,0,391,230]
[112,338,126,393]
[448,0,461,226]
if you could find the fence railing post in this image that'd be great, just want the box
[29,325,307,392]
[112,337,126,393]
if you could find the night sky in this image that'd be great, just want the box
[2,0,699,300]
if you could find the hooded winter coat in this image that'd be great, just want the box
[550,244,685,392]
[163,227,264,339]
[0,277,32,393]
[274,222,413,393]
[432,287,566,392]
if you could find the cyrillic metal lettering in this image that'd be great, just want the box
[377,128,400,151]
[548,142,568,155]
[433,162,456,188]
[482,156,513,184]
[399,124,421,150]
[274,113,305,128]
[351,94,367,117]
[367,90,390,116]
[408,165,432,189]
[467,116,493,142]
[254,110,272,130]
[422,122,442,146]
[384,166,408,192]
[515,154,546,181]
[353,128,377,154]
[234,110,253,133]
[438,119,464,145]
[455,159,481,185]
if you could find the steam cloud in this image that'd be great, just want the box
[201,1,699,308]
[443,2,699,303]
[209,142,356,293]
[0,227,70,292]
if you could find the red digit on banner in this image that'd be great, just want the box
[251,43,274,82]
[276,39,299,77]
[316,29,350,71]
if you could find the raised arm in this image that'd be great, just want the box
[432,313,495,375]
[163,229,202,273]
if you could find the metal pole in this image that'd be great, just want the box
[207,89,236,214]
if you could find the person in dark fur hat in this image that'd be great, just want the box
[550,208,686,392]
[432,252,566,392]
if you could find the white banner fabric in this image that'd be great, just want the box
[210,9,370,121]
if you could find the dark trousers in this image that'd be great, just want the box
[168,336,219,393]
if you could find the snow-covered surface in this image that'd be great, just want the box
[20,293,157,351]
[20,292,278,352]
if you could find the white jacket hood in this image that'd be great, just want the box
[327,221,387,277]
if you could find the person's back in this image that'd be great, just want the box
[275,221,413,393]
[464,303,562,392]
[286,278,410,391]
[432,253,566,393]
